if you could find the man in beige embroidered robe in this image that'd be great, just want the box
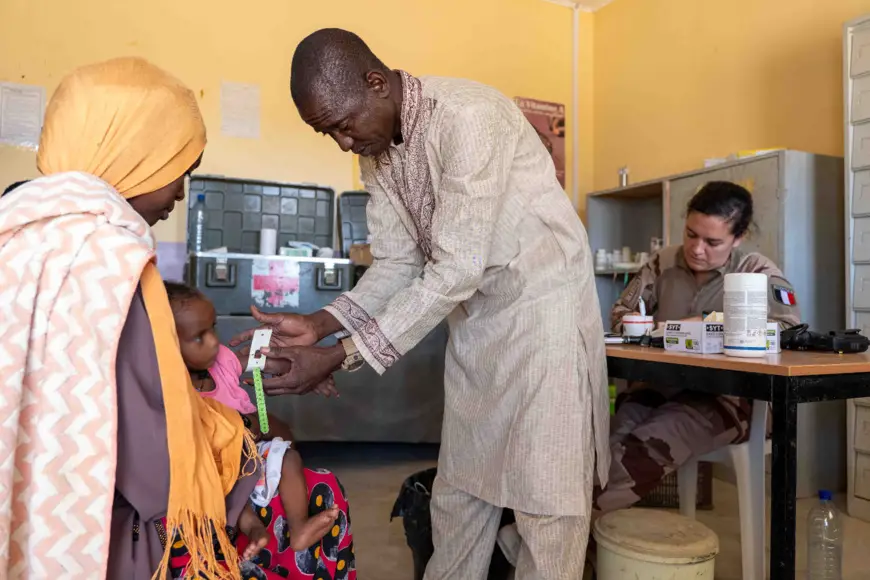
[234,29,610,579]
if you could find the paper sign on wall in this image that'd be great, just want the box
[221,81,261,139]
[252,258,300,309]
[0,82,45,149]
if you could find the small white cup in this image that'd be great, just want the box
[622,314,655,337]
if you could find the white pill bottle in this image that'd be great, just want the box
[723,273,769,358]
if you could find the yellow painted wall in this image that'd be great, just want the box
[0,0,594,240]
[592,0,870,190]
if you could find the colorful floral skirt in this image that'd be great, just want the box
[164,468,356,580]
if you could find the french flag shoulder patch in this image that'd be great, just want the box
[772,285,797,306]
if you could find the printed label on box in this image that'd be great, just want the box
[251,258,300,308]
[766,322,781,353]
[664,321,725,354]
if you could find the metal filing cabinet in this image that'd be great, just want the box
[186,176,446,443]
[845,14,870,522]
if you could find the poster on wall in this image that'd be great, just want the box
[221,81,261,139]
[0,82,45,150]
[514,97,566,188]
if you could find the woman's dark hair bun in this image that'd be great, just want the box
[686,181,753,238]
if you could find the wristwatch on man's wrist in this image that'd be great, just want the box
[340,337,365,372]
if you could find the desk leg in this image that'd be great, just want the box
[770,378,797,580]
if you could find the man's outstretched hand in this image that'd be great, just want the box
[230,306,320,349]
[245,344,347,397]
[237,347,339,398]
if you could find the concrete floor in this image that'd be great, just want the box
[301,443,870,579]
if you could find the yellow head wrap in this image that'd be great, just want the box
[36,57,252,580]
[37,56,206,197]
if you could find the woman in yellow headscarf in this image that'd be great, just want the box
[0,57,258,580]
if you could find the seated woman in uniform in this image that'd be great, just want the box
[594,180,801,513]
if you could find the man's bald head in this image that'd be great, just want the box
[290,29,402,158]
[290,28,389,108]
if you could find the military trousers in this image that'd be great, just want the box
[593,385,751,512]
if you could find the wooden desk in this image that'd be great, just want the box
[606,345,870,377]
[606,346,870,580]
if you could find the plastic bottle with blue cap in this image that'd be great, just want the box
[807,489,842,579]
[192,193,207,253]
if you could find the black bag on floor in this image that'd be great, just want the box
[390,467,514,580]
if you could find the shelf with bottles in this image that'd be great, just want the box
[587,180,665,327]
[593,245,659,278]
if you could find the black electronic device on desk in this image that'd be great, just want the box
[780,324,870,354]
[605,333,664,348]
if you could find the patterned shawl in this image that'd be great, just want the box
[0,57,254,580]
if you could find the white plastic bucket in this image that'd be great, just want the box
[723,272,769,358]
[593,509,719,580]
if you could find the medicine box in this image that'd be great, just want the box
[664,321,724,354]
[279,246,314,257]
[766,322,781,354]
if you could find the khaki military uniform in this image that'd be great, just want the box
[595,245,801,512]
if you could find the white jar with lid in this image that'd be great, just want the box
[723,273,769,358]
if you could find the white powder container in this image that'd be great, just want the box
[724,273,769,358]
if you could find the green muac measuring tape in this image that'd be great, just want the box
[246,328,274,435]
[252,367,270,434]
